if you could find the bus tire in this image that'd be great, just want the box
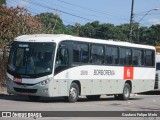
[28,95,40,101]
[68,83,79,103]
[120,83,131,100]
[86,95,100,100]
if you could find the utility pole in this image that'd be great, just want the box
[129,0,134,42]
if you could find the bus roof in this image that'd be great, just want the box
[15,34,155,50]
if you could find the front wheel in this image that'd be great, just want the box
[68,83,79,103]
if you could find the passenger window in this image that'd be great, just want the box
[119,48,126,65]
[133,49,143,66]
[145,50,154,66]
[91,45,104,64]
[57,47,69,65]
[73,43,89,63]
[126,48,132,65]
[81,44,89,63]
[73,44,81,62]
[106,46,118,65]
[119,48,132,65]
[106,47,112,64]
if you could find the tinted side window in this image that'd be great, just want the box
[145,50,154,66]
[105,46,119,65]
[120,48,132,65]
[58,48,69,65]
[73,43,89,63]
[126,48,132,65]
[106,46,112,64]
[73,44,81,62]
[81,44,89,63]
[91,45,104,64]
[133,49,143,66]
[119,48,126,65]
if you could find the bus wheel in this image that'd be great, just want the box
[68,83,79,103]
[120,83,131,100]
[28,95,40,101]
[86,95,100,101]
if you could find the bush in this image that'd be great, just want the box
[0,56,8,86]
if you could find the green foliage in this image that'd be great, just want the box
[1,5,160,47]
[79,22,129,42]
[0,0,6,5]
[148,25,160,45]
[79,22,96,38]
[36,13,65,34]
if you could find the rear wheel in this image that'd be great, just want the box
[120,83,131,100]
[68,83,79,103]
[28,95,40,101]
[86,95,101,101]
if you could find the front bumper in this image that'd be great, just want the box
[6,78,52,97]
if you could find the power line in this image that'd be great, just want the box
[39,0,107,20]
[57,0,129,21]
[21,0,95,22]
[9,0,129,24]
[7,0,132,38]
[39,0,129,22]
[8,0,108,35]
[9,0,92,25]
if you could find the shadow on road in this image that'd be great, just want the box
[138,91,160,95]
[0,94,143,103]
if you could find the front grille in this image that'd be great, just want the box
[14,81,36,86]
[154,73,159,89]
[14,88,37,93]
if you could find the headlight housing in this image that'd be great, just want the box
[38,78,51,86]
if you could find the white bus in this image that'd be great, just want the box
[6,34,156,102]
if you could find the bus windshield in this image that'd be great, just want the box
[7,42,56,78]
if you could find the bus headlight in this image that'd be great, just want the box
[39,78,51,86]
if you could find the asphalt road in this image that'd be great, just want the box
[0,93,160,120]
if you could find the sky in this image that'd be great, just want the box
[6,0,160,26]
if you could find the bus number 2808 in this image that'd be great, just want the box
[80,70,88,75]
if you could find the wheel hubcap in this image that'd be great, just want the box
[124,87,129,97]
[70,88,77,99]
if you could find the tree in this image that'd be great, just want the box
[73,23,81,36]
[0,0,6,5]
[79,22,96,38]
[36,13,65,34]
[148,25,160,45]
[137,26,149,44]
[0,5,42,49]
[117,24,130,42]
[65,23,81,36]
[97,23,115,39]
